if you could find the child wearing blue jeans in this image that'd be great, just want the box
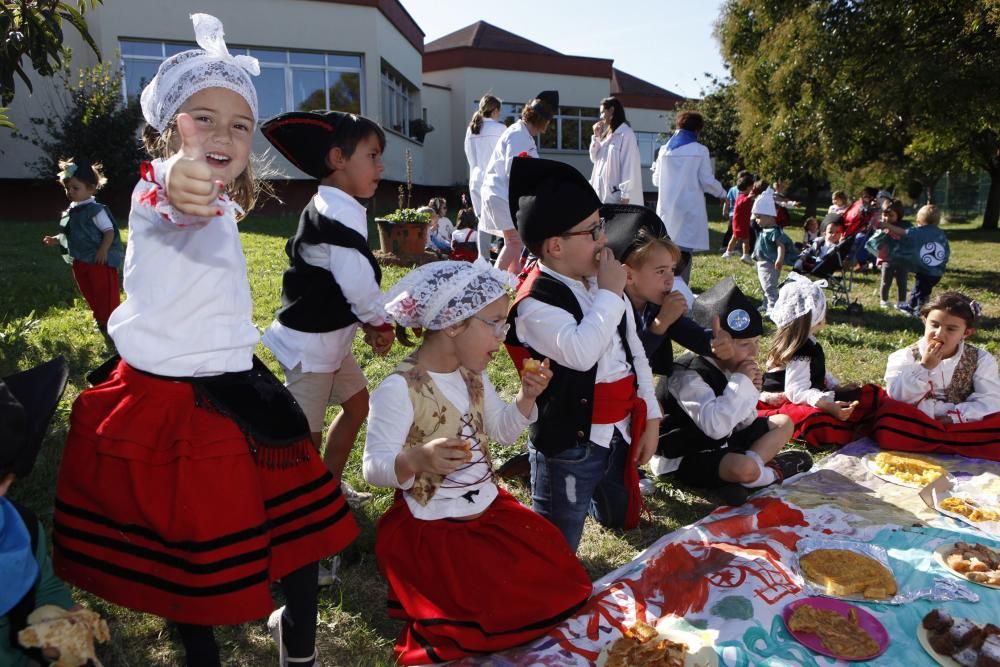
[505,158,661,551]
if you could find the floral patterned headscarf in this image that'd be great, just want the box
[385,260,514,330]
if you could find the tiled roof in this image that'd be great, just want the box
[425,21,561,56]
[612,68,686,107]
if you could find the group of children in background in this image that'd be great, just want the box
[8,13,998,667]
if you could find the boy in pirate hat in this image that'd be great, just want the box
[0,357,73,666]
[260,110,395,527]
[504,158,661,551]
[655,278,811,506]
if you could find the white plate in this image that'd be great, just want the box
[932,542,1000,590]
[862,452,945,489]
[596,616,718,667]
[917,622,963,667]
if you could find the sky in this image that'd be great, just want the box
[401,0,730,99]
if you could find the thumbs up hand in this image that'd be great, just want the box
[710,315,735,362]
[164,113,225,217]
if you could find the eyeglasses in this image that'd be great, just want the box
[470,315,510,338]
[560,218,606,242]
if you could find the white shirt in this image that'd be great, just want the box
[513,264,661,447]
[780,336,838,407]
[651,141,726,251]
[108,159,259,377]
[69,196,114,232]
[262,186,385,373]
[363,369,535,520]
[885,340,1000,423]
[464,119,505,198]
[479,120,538,234]
[590,123,644,205]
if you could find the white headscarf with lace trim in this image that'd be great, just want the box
[385,260,515,330]
[770,272,827,328]
[140,14,260,132]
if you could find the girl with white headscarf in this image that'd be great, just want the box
[364,260,591,665]
[757,273,885,448]
[52,15,354,666]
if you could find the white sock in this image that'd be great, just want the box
[742,450,776,488]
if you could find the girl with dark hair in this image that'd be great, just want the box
[479,91,558,274]
[589,96,643,205]
[872,292,1000,460]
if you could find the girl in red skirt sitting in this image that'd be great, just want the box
[52,15,356,667]
[364,261,592,665]
[872,292,1000,460]
[758,273,884,447]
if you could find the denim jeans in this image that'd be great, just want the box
[528,429,630,552]
[908,272,942,311]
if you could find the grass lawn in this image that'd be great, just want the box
[2,212,999,666]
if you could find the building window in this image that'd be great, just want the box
[634,130,667,167]
[471,100,599,152]
[381,65,418,139]
[120,40,363,120]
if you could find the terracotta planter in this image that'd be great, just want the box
[376,218,428,257]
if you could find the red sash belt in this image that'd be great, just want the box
[592,375,647,529]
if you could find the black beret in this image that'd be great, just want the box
[508,157,602,246]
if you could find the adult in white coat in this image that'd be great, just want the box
[652,110,726,282]
[464,95,505,260]
[589,96,643,206]
[479,90,557,273]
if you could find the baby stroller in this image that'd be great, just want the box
[800,233,864,315]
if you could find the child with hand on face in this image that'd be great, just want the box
[872,292,1000,460]
[656,278,810,507]
[363,261,591,665]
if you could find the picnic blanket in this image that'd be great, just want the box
[456,439,1000,666]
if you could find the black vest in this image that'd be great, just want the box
[276,200,381,333]
[762,338,826,393]
[505,272,634,456]
[656,353,733,457]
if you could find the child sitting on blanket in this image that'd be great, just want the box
[757,273,884,448]
[655,277,811,507]
[363,261,591,665]
[872,292,1000,461]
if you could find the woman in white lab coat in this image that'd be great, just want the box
[464,95,505,260]
[652,110,726,282]
[589,96,643,206]
[479,90,557,273]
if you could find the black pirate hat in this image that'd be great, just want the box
[692,277,762,338]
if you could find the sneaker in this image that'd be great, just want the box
[714,483,751,506]
[341,481,372,509]
[649,454,676,478]
[638,475,656,497]
[721,251,736,259]
[766,451,814,482]
[317,556,340,587]
[740,254,754,265]
[269,606,319,666]
[895,301,908,311]
[879,300,891,309]
[496,451,531,482]
[895,303,914,316]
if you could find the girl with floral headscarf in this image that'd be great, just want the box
[52,15,355,666]
[757,273,885,448]
[364,260,591,665]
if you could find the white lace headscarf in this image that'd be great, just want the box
[385,260,515,330]
[140,14,260,132]
[770,272,827,328]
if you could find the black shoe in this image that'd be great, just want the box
[496,451,531,482]
[767,451,814,482]
[714,483,751,506]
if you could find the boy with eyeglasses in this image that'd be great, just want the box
[504,157,661,551]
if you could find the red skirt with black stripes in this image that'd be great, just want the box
[376,488,592,664]
[870,396,1000,461]
[757,384,886,448]
[53,361,358,626]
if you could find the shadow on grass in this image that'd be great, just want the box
[941,266,1000,293]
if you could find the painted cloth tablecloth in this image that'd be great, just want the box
[455,439,999,666]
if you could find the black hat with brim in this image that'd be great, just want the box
[508,157,602,246]
[602,204,669,262]
[692,277,763,339]
[261,111,348,180]
[0,356,69,477]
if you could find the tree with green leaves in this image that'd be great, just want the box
[1,0,102,128]
[716,0,1000,229]
[687,75,744,182]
